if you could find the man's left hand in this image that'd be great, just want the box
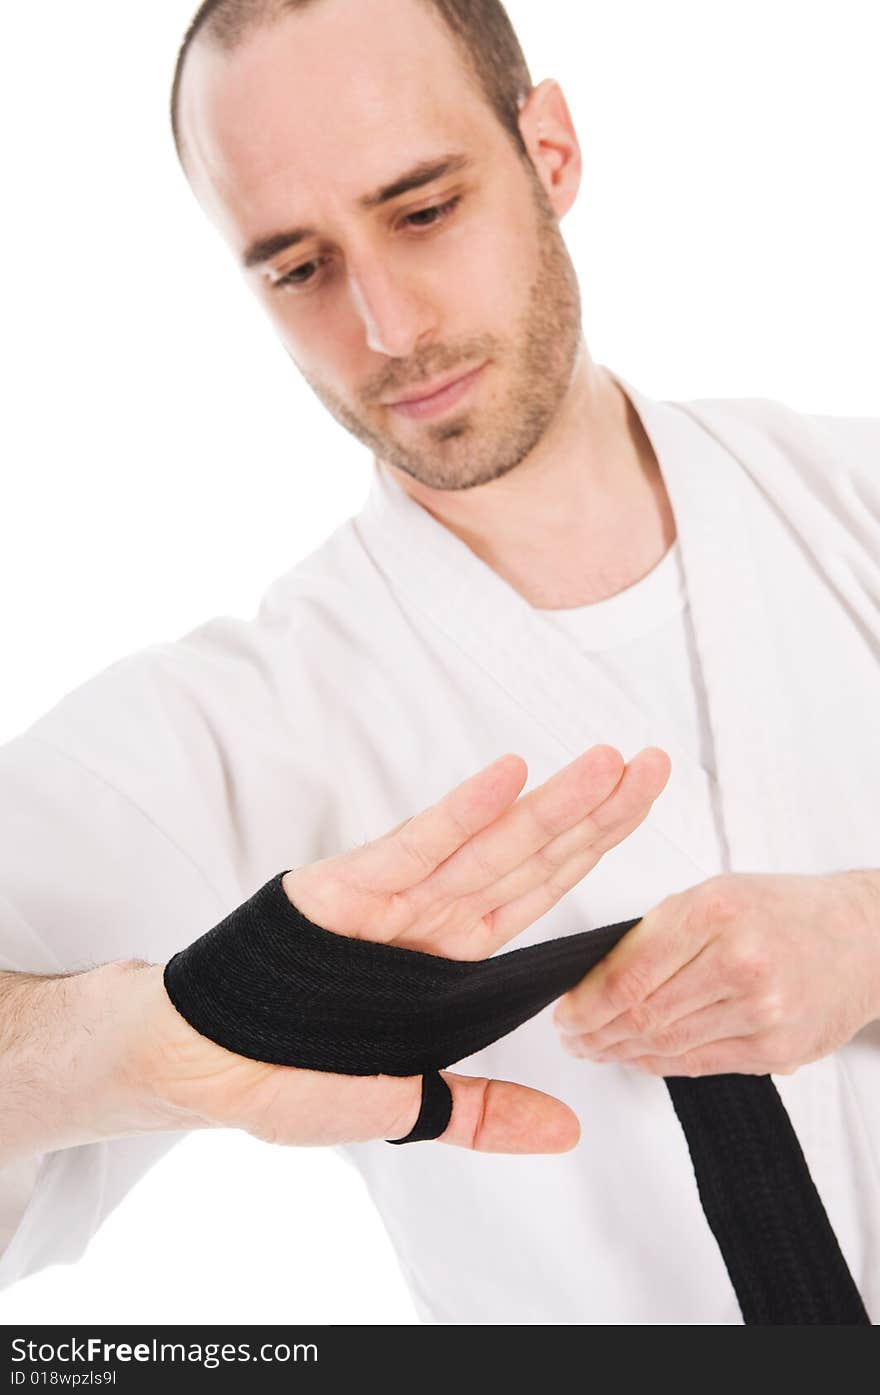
[553,871,880,1077]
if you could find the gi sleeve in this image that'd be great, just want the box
[0,705,230,1289]
[0,605,348,1290]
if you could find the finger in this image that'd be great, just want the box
[484,746,671,916]
[351,753,528,894]
[563,941,723,1053]
[483,747,673,952]
[246,1064,577,1151]
[414,745,626,909]
[553,886,711,1037]
[385,1072,581,1154]
[585,998,749,1062]
[626,1036,768,1078]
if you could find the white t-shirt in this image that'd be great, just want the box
[537,539,728,865]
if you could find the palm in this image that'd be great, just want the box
[283,744,670,960]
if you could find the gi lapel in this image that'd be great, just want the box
[679,396,880,640]
[613,372,812,876]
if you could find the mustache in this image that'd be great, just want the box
[362,337,499,405]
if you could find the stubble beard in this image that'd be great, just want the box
[294,169,583,492]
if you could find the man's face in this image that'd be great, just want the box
[179,0,582,491]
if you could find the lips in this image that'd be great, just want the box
[386,367,480,408]
[384,362,489,421]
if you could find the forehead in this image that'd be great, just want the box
[179,0,499,246]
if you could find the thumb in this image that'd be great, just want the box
[386,1072,581,1154]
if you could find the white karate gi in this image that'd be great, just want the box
[0,371,877,1324]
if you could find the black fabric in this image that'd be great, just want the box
[163,870,870,1326]
[665,1074,869,1324]
[387,1069,453,1145]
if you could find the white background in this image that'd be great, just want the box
[0,0,877,1324]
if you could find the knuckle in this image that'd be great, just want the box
[583,825,614,857]
[634,1058,662,1076]
[693,876,743,929]
[674,1053,705,1078]
[533,841,561,873]
[397,822,438,876]
[585,820,613,853]
[651,1022,686,1055]
[530,797,565,842]
[606,962,654,1014]
[626,1000,663,1038]
[753,990,786,1028]
[535,845,569,895]
[467,839,503,884]
[448,804,474,840]
[544,872,574,905]
[465,1077,491,1150]
[723,942,772,991]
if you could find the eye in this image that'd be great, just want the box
[401,195,461,230]
[272,255,331,292]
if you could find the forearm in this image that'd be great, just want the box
[0,959,205,1166]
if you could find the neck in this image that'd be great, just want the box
[380,348,677,610]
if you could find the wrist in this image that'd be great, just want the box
[0,959,202,1167]
[109,959,215,1136]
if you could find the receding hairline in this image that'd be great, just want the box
[170,0,534,177]
[171,0,286,174]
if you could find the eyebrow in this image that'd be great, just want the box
[240,152,474,270]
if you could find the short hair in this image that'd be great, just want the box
[170,0,534,171]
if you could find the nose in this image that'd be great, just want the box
[347,254,438,359]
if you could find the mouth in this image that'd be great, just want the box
[384,362,489,421]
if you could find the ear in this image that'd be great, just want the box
[517,79,582,219]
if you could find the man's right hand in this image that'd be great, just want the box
[128,744,671,1154]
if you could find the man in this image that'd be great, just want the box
[1,0,879,1324]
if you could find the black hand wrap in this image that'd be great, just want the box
[162,871,870,1326]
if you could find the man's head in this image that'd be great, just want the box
[173,0,585,492]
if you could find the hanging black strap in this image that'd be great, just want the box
[163,871,871,1325]
[665,1073,869,1324]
